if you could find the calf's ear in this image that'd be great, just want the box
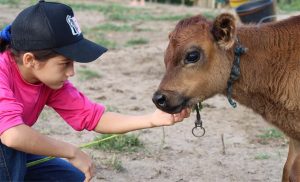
[211,13,236,50]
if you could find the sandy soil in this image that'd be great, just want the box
[1,1,299,181]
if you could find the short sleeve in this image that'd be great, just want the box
[0,66,24,134]
[47,81,105,131]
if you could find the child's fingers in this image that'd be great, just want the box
[187,108,192,115]
[84,167,94,182]
[172,113,181,122]
[184,109,190,118]
[174,113,180,119]
[180,108,191,118]
[172,108,192,123]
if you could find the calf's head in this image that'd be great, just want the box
[153,13,237,114]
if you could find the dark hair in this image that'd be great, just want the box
[0,37,9,53]
[1,37,58,62]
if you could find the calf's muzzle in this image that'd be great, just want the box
[152,90,188,114]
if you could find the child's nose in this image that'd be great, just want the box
[66,63,75,77]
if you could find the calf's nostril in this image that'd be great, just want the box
[155,94,167,107]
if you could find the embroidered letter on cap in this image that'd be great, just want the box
[66,15,82,36]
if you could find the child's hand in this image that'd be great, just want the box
[150,108,191,127]
[67,148,95,182]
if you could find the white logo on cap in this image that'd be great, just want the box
[66,15,82,36]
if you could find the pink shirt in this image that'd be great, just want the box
[0,51,105,134]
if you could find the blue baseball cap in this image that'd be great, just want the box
[11,0,107,63]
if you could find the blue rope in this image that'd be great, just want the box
[0,25,12,42]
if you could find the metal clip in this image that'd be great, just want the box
[192,103,206,137]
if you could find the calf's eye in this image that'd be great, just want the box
[185,51,201,64]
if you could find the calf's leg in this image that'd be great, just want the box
[283,138,296,182]
[282,138,300,182]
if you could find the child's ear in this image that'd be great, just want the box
[211,13,237,50]
[22,52,35,68]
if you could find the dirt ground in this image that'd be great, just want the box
[1,0,300,181]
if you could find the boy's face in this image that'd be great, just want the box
[32,55,75,89]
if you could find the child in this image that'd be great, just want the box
[0,1,190,181]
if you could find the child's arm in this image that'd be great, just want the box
[94,108,190,134]
[0,124,94,181]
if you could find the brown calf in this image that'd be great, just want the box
[152,13,300,181]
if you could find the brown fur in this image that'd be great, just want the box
[154,13,300,181]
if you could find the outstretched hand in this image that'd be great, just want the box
[150,108,191,127]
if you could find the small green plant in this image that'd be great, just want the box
[90,134,143,152]
[278,1,300,12]
[91,23,133,32]
[108,11,192,22]
[77,68,101,81]
[64,2,102,12]
[85,33,117,49]
[95,3,132,16]
[105,154,124,172]
[68,3,132,15]
[126,38,148,46]
[255,153,270,160]
[154,14,192,21]
[96,38,117,49]
[83,28,118,49]
[257,128,284,139]
[0,0,20,7]
[67,2,194,22]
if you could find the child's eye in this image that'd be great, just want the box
[61,62,69,66]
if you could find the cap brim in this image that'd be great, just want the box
[54,38,107,63]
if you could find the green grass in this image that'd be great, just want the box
[256,128,284,139]
[126,38,149,46]
[84,23,132,49]
[278,1,300,12]
[106,9,193,22]
[90,23,133,32]
[105,154,124,172]
[255,153,270,160]
[0,1,215,22]
[66,2,194,22]
[95,37,117,49]
[83,31,117,49]
[0,0,20,6]
[64,2,101,11]
[68,3,139,22]
[64,1,212,22]
[89,134,144,152]
[154,14,193,21]
[108,12,192,22]
[77,68,101,81]
[69,3,132,15]
[63,1,212,22]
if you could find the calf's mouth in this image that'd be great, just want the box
[152,90,193,114]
